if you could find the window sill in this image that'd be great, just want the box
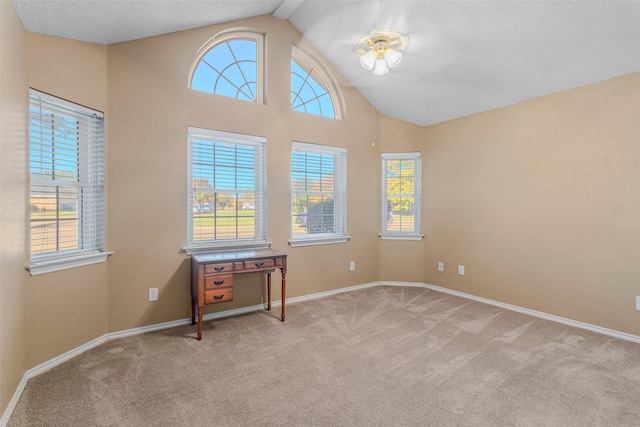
[288,235,350,248]
[379,233,425,241]
[183,241,271,256]
[26,251,113,276]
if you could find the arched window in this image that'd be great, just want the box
[189,31,264,103]
[291,46,344,119]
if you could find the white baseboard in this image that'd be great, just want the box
[3,281,639,426]
[0,282,383,426]
[284,281,381,304]
[414,282,640,345]
[1,375,28,427]
[378,281,640,345]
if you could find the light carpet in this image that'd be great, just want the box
[9,285,640,426]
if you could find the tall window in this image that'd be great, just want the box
[189,31,264,103]
[28,89,108,275]
[290,142,348,247]
[381,152,423,240]
[187,127,267,251]
[291,47,344,119]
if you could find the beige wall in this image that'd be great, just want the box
[2,4,638,419]
[0,0,28,415]
[25,34,109,367]
[106,15,381,332]
[423,72,640,336]
[378,114,425,282]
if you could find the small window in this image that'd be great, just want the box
[290,142,348,247]
[189,31,264,103]
[291,47,344,119]
[186,127,267,253]
[27,89,110,275]
[381,152,423,240]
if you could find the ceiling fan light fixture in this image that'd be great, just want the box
[383,48,402,68]
[374,59,389,75]
[360,50,377,70]
[353,29,409,74]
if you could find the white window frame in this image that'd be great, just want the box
[291,46,345,120]
[289,141,349,247]
[380,152,424,241]
[26,89,111,275]
[185,127,268,255]
[188,30,265,104]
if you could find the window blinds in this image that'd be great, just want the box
[291,141,346,239]
[381,152,421,236]
[187,127,267,246]
[29,89,105,260]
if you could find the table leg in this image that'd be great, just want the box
[281,269,286,322]
[267,272,272,311]
[191,296,196,325]
[197,307,203,341]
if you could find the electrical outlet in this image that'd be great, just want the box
[636,296,640,311]
[149,288,158,302]
[349,261,355,271]
[438,262,444,272]
[458,265,465,276]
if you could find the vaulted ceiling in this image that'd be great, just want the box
[11,0,640,126]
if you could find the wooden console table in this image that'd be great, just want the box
[190,249,287,340]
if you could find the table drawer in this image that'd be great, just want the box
[204,262,234,274]
[204,274,233,290]
[205,288,233,304]
[235,258,276,272]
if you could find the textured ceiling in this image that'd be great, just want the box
[11,1,283,45]
[11,0,640,126]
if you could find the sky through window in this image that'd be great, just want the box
[291,59,335,118]
[191,39,257,102]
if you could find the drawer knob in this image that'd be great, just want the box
[214,266,225,271]
[255,262,265,267]
[214,295,224,300]
[214,280,225,285]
